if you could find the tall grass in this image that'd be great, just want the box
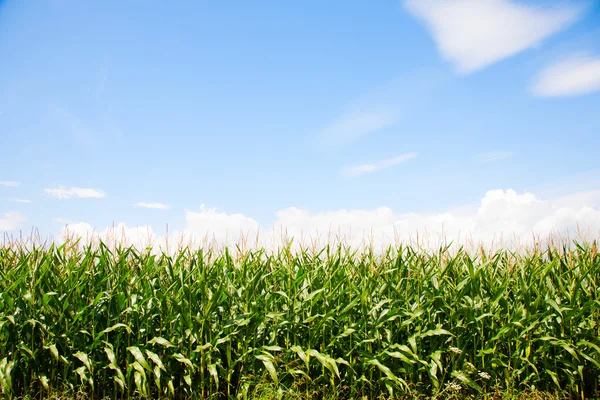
[0,240,598,398]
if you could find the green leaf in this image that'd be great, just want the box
[307,349,339,378]
[149,336,175,348]
[420,328,454,338]
[385,351,414,364]
[207,363,219,388]
[291,345,307,364]
[39,374,49,389]
[256,354,278,384]
[127,346,151,371]
[262,345,283,352]
[367,359,402,385]
[73,351,92,372]
[145,350,166,371]
[452,371,482,393]
[46,344,59,361]
[101,323,131,335]
[173,353,194,370]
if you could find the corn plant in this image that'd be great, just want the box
[0,240,598,398]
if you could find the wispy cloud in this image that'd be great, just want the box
[531,54,600,97]
[477,151,515,163]
[317,71,444,147]
[135,202,170,210]
[11,198,32,204]
[404,0,584,73]
[343,153,417,178]
[319,111,399,147]
[45,186,106,199]
[0,181,20,187]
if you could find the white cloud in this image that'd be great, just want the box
[269,189,600,249]
[0,212,25,231]
[58,205,262,252]
[11,198,32,204]
[61,222,158,250]
[135,202,170,210]
[405,0,583,73]
[531,54,600,97]
[0,181,20,187]
[45,186,106,199]
[343,153,418,177]
[184,205,261,245]
[477,151,515,162]
[60,221,95,239]
[57,189,600,251]
[551,189,600,209]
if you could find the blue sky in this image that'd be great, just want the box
[1,0,600,246]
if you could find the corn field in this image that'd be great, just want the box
[0,240,599,399]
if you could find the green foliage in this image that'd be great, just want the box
[0,241,598,398]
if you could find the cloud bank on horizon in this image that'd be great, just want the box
[49,188,600,251]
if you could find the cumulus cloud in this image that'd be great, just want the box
[184,205,261,244]
[0,212,25,231]
[57,189,600,251]
[61,222,158,250]
[343,153,417,178]
[269,189,600,249]
[477,151,515,162]
[0,181,20,187]
[58,205,262,252]
[405,0,583,73]
[531,54,600,97]
[45,186,106,199]
[135,202,170,210]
